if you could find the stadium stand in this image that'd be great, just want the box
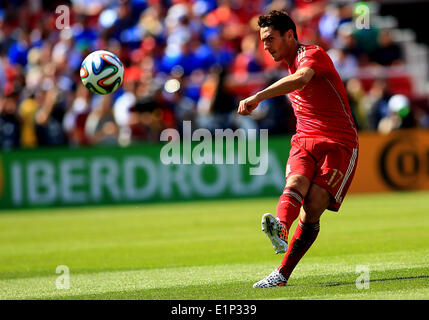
[1,0,428,149]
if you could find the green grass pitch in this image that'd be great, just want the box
[0,192,428,300]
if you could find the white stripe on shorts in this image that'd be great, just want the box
[335,148,358,202]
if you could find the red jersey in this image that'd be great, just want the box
[287,44,358,148]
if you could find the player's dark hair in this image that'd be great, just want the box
[258,10,298,40]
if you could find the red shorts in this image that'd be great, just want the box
[286,136,359,212]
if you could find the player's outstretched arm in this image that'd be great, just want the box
[257,67,315,101]
[237,67,315,116]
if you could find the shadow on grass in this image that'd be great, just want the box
[324,275,429,287]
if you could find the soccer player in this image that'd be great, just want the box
[237,10,359,288]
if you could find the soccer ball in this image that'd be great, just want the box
[80,50,124,95]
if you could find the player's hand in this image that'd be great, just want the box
[237,94,260,116]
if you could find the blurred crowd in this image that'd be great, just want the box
[0,0,428,150]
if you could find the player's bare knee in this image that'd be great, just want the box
[285,174,310,197]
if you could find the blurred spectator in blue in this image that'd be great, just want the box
[184,68,205,104]
[161,35,208,76]
[205,31,233,69]
[318,3,340,45]
[8,30,31,67]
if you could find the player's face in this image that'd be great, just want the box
[260,27,291,62]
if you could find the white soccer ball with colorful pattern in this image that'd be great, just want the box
[80,50,124,95]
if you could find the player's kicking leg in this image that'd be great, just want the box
[254,183,329,288]
[261,175,309,255]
